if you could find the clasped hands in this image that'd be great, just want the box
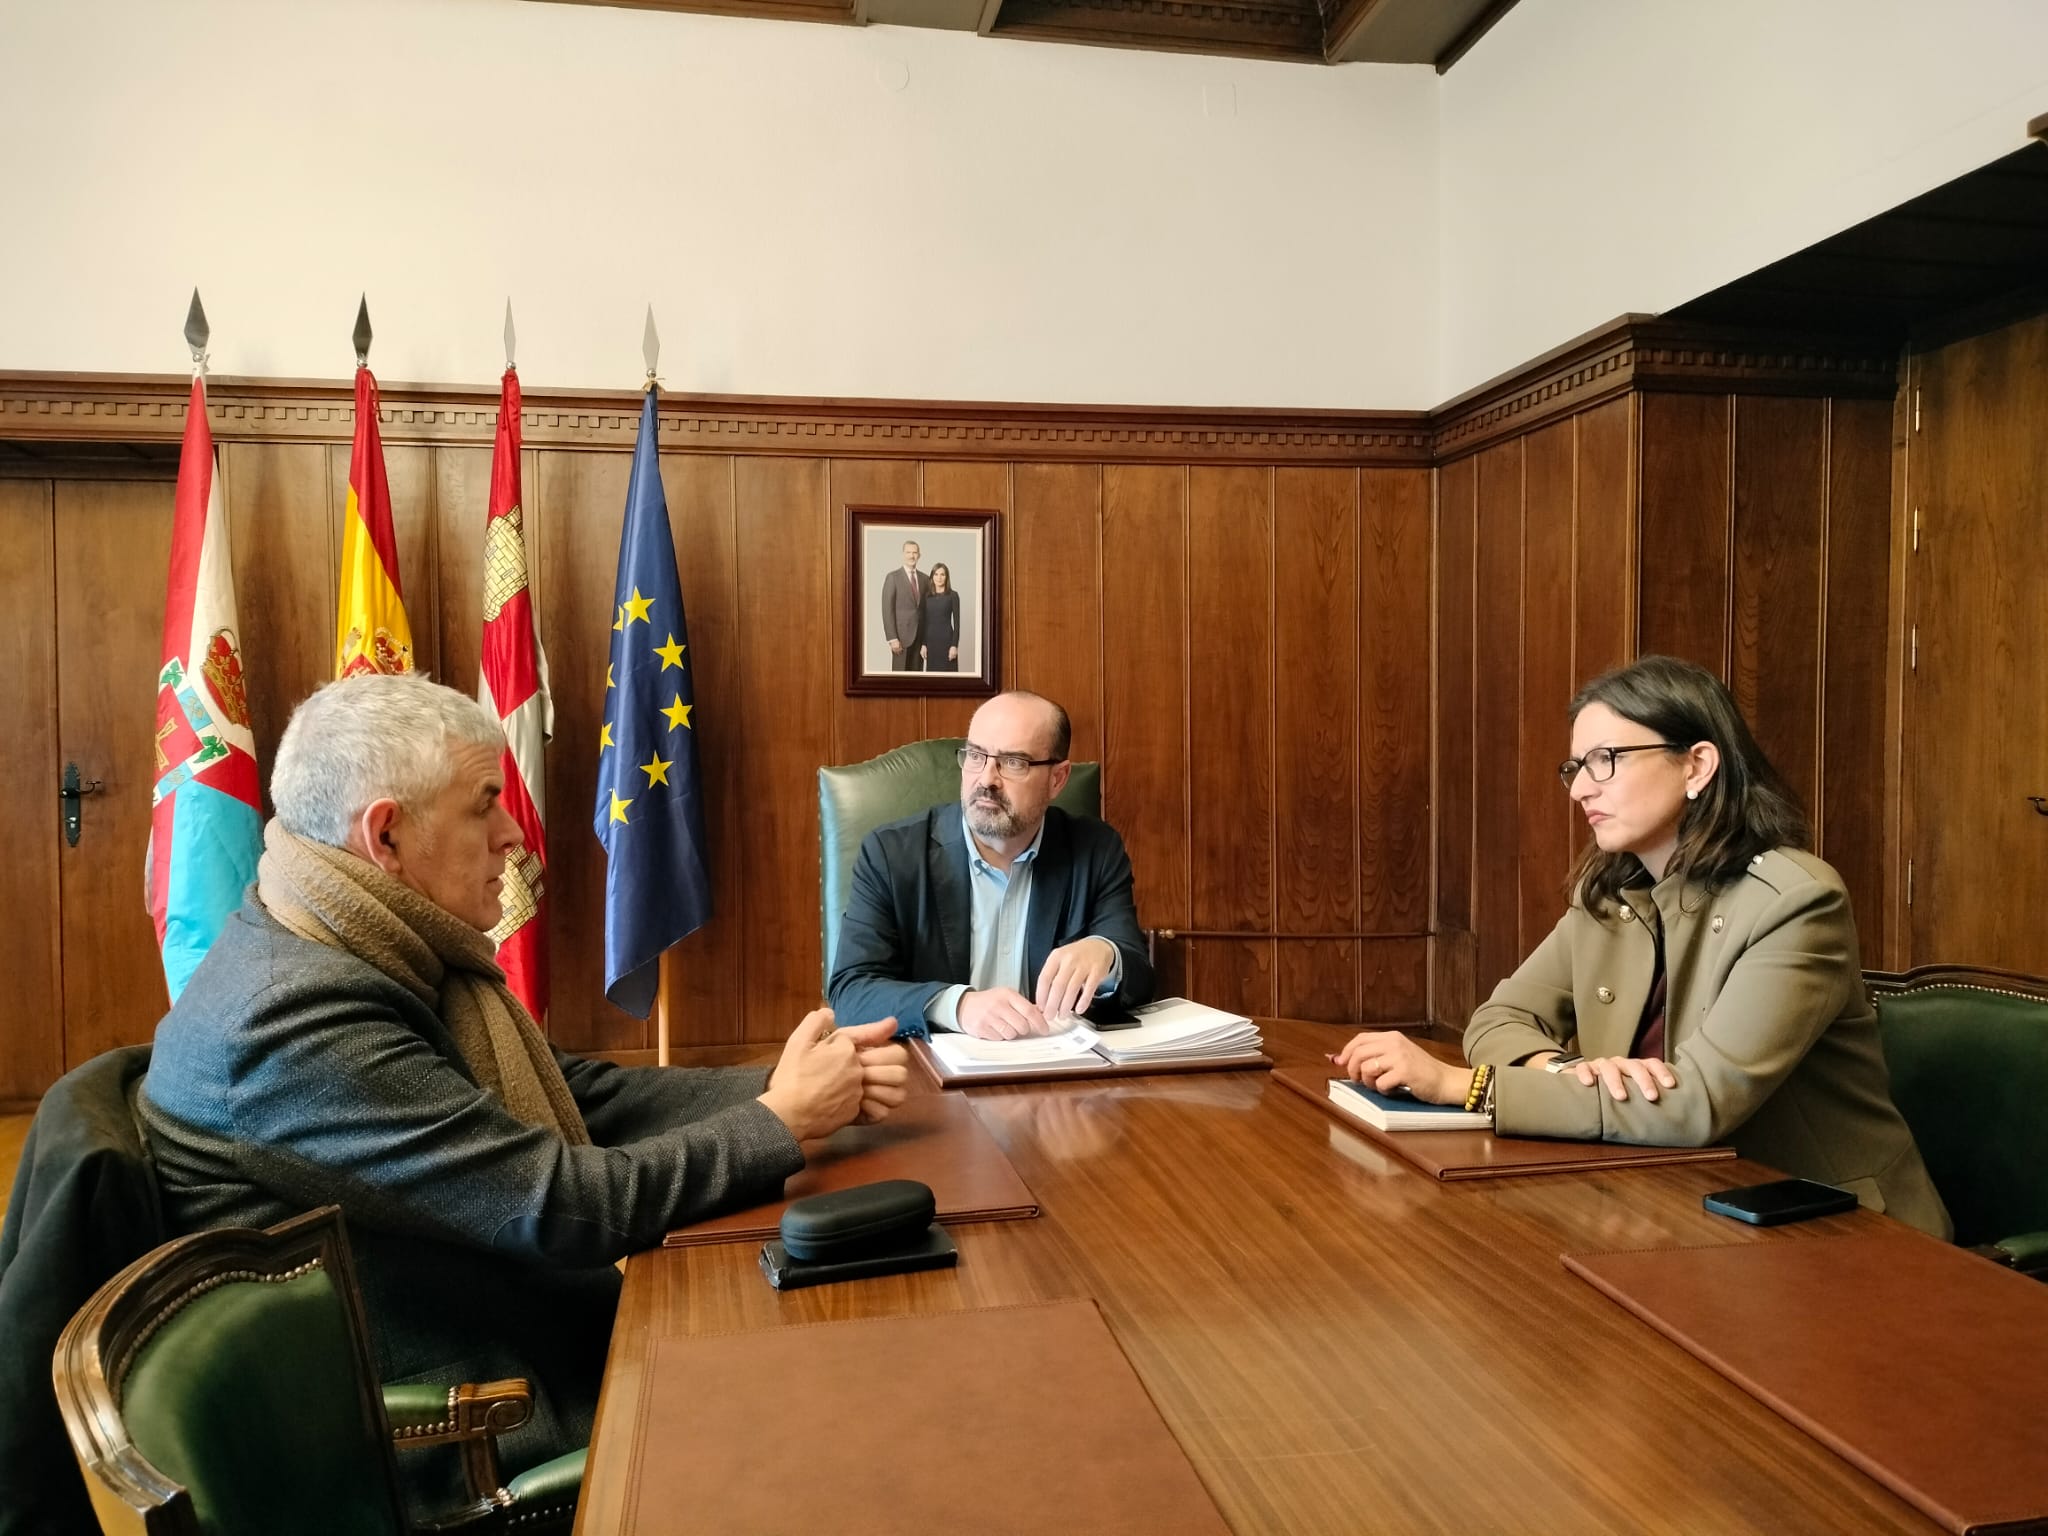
[957,936,1120,1041]
[1332,1032,1680,1105]
[759,1008,912,1142]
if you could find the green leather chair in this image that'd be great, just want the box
[817,738,1101,991]
[52,1206,585,1535]
[1869,966,2048,1275]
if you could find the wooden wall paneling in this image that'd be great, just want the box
[1819,398,1894,959]
[1273,467,1360,1022]
[1471,441,1525,1002]
[1568,396,1636,863]
[429,446,494,700]
[919,460,1011,739]
[54,479,176,1065]
[1904,314,2048,975]
[1637,393,1732,669]
[1360,469,1432,939]
[1011,465,1104,761]
[1432,455,1477,1024]
[1187,466,1276,1019]
[1517,420,1576,956]
[1881,372,1917,973]
[221,442,337,789]
[1100,466,1188,940]
[1729,396,1827,810]
[1359,936,1430,1023]
[732,457,834,1039]
[0,481,64,1101]
[329,442,439,680]
[828,459,924,765]
[530,449,637,1052]
[661,453,744,1045]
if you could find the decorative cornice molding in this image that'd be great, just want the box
[1429,317,1900,461]
[0,323,1901,475]
[0,372,1434,466]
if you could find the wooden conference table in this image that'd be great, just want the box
[576,1019,1940,1536]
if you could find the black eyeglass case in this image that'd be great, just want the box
[759,1179,958,1290]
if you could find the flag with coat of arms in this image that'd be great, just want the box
[592,386,712,1017]
[479,361,553,1021]
[147,363,263,1001]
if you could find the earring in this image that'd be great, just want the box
[1686,789,1699,801]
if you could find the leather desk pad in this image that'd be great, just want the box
[1565,1232,2048,1534]
[1272,1063,1738,1180]
[618,1300,1231,1535]
[662,1089,1038,1247]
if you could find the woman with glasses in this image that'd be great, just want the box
[919,562,961,672]
[1333,655,1948,1236]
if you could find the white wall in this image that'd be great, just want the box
[0,0,1438,409]
[1438,0,2048,400]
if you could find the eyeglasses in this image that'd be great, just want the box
[957,745,1063,780]
[1557,743,1682,788]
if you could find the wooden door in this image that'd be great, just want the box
[0,474,176,1103]
[1905,312,2048,974]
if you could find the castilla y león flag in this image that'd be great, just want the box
[148,374,263,1001]
[479,365,553,1020]
[335,364,414,677]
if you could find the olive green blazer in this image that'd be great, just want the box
[1466,848,1950,1238]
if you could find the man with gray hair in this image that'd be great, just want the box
[142,672,908,1504]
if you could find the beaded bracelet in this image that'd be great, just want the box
[1463,1063,1494,1113]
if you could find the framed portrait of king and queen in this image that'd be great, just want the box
[844,505,1001,696]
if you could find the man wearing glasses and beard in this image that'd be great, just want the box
[828,691,1154,1041]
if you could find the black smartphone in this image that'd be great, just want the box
[1076,999,1140,1030]
[1702,1178,1858,1226]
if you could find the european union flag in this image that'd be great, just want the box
[593,388,711,1016]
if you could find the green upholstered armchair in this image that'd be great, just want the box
[1869,965,2048,1276]
[817,738,1101,991]
[52,1206,585,1536]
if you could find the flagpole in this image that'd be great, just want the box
[656,949,672,1066]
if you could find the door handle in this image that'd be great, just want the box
[2029,797,2048,817]
[61,762,105,847]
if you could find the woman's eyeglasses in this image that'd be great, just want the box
[1557,743,1682,789]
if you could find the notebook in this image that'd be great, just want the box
[1327,1077,1491,1131]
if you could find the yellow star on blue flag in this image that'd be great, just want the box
[592,388,712,1016]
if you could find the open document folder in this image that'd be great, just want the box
[921,997,1266,1079]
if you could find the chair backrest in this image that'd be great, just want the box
[1868,965,2048,1249]
[0,1044,162,1536]
[53,1206,409,1536]
[817,738,1102,989]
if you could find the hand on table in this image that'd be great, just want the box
[758,1010,902,1141]
[1035,936,1118,1020]
[958,987,1054,1040]
[1330,1030,1471,1105]
[854,1031,911,1124]
[1571,1056,1679,1103]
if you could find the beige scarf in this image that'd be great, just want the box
[256,822,589,1146]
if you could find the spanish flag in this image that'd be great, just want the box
[336,363,414,677]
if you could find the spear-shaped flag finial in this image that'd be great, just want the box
[353,294,374,368]
[504,298,517,372]
[183,288,210,368]
[642,305,660,389]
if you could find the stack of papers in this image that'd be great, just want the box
[922,998,1264,1078]
[1082,998,1264,1065]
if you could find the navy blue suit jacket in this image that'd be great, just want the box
[827,804,1153,1038]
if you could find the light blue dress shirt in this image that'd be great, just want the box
[924,818,1123,1032]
